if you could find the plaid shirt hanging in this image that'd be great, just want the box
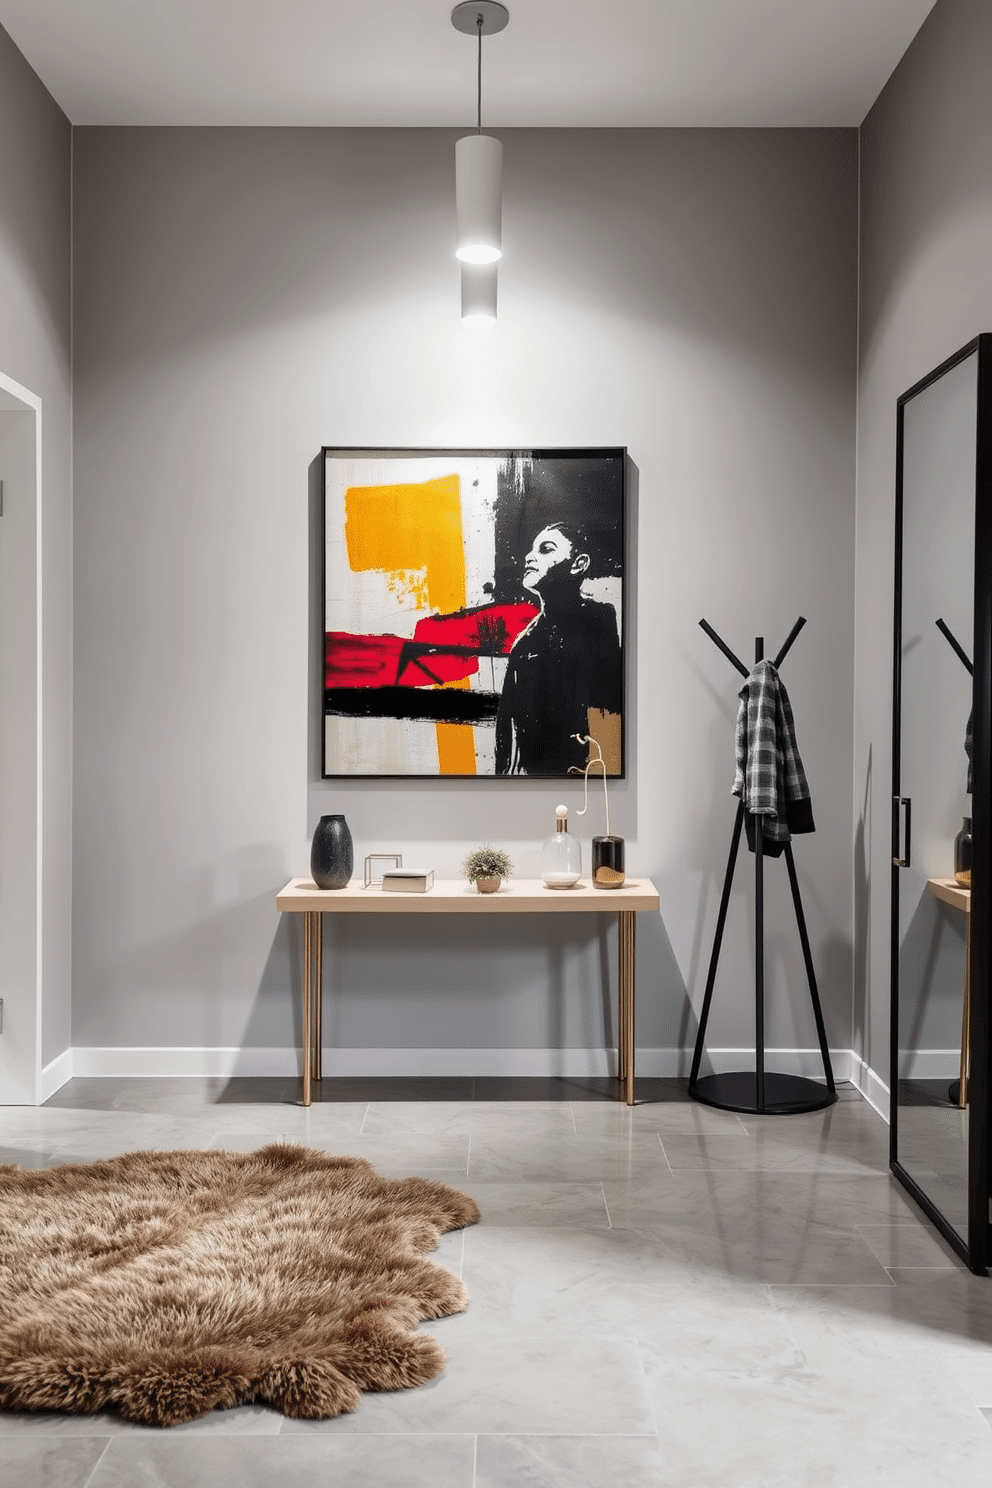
[732,659,814,856]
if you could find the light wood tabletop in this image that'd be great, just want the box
[276,876,659,914]
[926,876,971,914]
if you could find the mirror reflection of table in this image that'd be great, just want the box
[926,877,971,1108]
[275,876,661,1106]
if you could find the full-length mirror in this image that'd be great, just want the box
[891,334,992,1271]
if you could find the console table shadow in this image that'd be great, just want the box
[275,876,661,1106]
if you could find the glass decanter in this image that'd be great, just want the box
[541,804,582,888]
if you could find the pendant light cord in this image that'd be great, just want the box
[477,14,483,132]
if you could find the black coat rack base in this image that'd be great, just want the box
[691,1071,835,1116]
[688,617,837,1117]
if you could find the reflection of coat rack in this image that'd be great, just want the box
[688,616,837,1115]
[936,617,973,677]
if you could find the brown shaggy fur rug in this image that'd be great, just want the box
[0,1143,480,1427]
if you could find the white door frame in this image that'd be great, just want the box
[0,370,44,1103]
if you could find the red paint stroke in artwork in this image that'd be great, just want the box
[325,632,406,689]
[326,602,538,690]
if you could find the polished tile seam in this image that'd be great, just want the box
[79,1441,110,1488]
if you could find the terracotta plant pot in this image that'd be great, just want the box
[475,875,502,894]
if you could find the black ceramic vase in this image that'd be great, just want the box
[955,816,973,886]
[592,835,625,888]
[310,814,353,890]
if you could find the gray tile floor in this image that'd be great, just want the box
[2,1077,992,1486]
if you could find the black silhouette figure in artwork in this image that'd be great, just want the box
[494,521,621,776]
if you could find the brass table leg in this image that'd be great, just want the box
[618,910,636,1106]
[302,911,314,1107]
[958,912,971,1110]
[617,910,627,1088]
[314,911,323,1084]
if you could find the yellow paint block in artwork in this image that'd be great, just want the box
[436,715,477,776]
[345,476,467,616]
[345,474,476,775]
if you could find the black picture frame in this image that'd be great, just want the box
[320,447,627,780]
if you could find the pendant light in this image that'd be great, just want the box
[452,2,509,269]
[461,261,498,328]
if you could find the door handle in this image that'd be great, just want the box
[893,795,912,868]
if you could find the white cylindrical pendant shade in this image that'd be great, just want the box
[461,261,498,326]
[455,133,503,264]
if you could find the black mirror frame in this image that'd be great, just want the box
[890,332,992,1274]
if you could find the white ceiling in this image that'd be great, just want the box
[0,0,937,129]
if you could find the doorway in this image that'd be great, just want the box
[0,374,43,1104]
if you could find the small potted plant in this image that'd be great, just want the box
[463,845,513,894]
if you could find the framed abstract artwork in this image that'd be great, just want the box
[321,447,626,779]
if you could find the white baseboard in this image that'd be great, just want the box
[897,1050,961,1080]
[847,1049,891,1123]
[70,1047,292,1079]
[38,1049,74,1104]
[68,1047,622,1080]
[43,1044,885,1091]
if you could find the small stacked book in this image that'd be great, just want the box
[381,869,435,893]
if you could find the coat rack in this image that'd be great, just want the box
[688,616,837,1115]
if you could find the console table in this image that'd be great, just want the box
[927,876,971,1108]
[275,877,660,1107]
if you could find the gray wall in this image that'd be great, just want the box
[0,24,73,1068]
[72,125,857,1068]
[855,0,992,1108]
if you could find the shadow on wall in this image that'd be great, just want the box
[75,890,284,1050]
[0,26,70,367]
[72,844,292,1051]
[859,0,992,366]
[853,745,872,1073]
[237,911,302,1058]
[72,128,856,398]
[308,453,323,787]
[230,894,692,1072]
